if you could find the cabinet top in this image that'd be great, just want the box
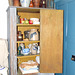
[7,6,57,12]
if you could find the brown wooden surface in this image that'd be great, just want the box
[17,56,36,66]
[17,54,40,66]
[17,24,40,27]
[40,9,63,73]
[18,12,40,19]
[17,54,40,58]
[17,8,40,13]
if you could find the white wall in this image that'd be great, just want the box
[0,0,9,39]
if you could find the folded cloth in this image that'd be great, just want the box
[20,60,38,68]
[22,65,38,70]
[19,67,39,74]
[0,38,8,68]
[23,67,39,71]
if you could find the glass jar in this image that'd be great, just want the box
[24,30,30,39]
[29,29,39,41]
[17,31,23,41]
[46,0,54,8]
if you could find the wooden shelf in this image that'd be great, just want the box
[17,24,40,27]
[17,41,40,43]
[17,54,40,58]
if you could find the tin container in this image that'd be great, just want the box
[20,18,24,24]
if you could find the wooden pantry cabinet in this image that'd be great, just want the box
[7,7,63,75]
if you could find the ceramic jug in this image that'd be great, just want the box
[29,29,39,41]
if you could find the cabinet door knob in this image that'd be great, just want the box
[71,55,75,61]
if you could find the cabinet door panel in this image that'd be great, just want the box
[40,9,63,73]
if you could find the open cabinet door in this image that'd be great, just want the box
[40,9,63,73]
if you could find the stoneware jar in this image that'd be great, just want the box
[29,29,39,41]
[31,43,38,55]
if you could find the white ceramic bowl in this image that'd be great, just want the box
[30,18,39,24]
[36,56,40,64]
[33,22,40,24]
[21,48,30,55]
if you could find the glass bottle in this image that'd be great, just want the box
[50,0,54,8]
[13,0,20,6]
[17,31,23,41]
[41,0,46,8]
[46,0,54,8]
[18,46,22,56]
[29,0,34,7]
[39,0,42,7]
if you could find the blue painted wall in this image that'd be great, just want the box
[55,0,75,75]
